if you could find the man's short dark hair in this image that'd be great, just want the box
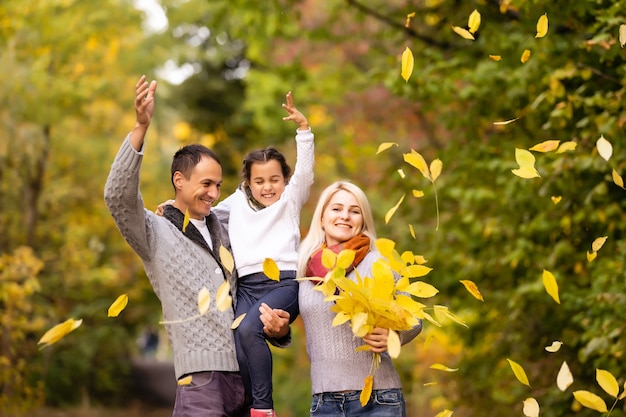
[171,144,221,190]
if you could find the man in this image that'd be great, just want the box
[105,76,288,417]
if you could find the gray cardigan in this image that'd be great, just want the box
[298,250,422,394]
[104,136,239,379]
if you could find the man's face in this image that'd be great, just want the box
[175,155,222,220]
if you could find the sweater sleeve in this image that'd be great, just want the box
[104,134,154,261]
[286,128,314,208]
[211,191,235,228]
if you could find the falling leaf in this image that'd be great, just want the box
[612,169,625,189]
[215,280,232,312]
[557,141,577,153]
[591,236,608,252]
[596,135,613,161]
[529,140,560,152]
[177,375,193,386]
[452,26,475,40]
[108,293,129,317]
[263,258,281,281]
[430,363,459,372]
[387,329,401,358]
[493,117,518,125]
[545,341,563,352]
[619,382,626,400]
[397,169,405,179]
[430,159,443,181]
[401,47,414,82]
[404,150,431,179]
[434,305,467,328]
[521,49,531,63]
[405,12,416,28]
[596,369,619,398]
[551,196,562,204]
[573,390,608,413]
[360,375,374,406]
[409,224,416,239]
[459,280,484,301]
[219,245,235,274]
[231,313,246,329]
[376,142,398,154]
[468,9,481,34]
[523,397,540,417]
[489,55,502,61]
[181,208,191,233]
[542,269,560,304]
[507,358,531,387]
[38,318,83,348]
[512,148,540,178]
[385,194,405,224]
[620,24,626,48]
[197,287,211,315]
[412,190,424,198]
[557,361,574,391]
[535,13,548,38]
[433,410,454,417]
[587,251,597,262]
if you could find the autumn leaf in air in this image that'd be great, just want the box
[620,24,626,48]
[535,13,548,38]
[405,12,415,28]
[452,26,475,40]
[592,236,608,252]
[177,375,193,386]
[215,280,232,312]
[404,150,442,229]
[521,49,531,63]
[507,358,531,387]
[430,363,459,372]
[263,258,280,281]
[401,47,414,82]
[612,170,625,189]
[596,369,619,398]
[108,293,129,317]
[523,397,540,417]
[557,361,573,391]
[551,196,562,204]
[219,245,235,274]
[557,141,577,153]
[596,135,612,161]
[387,329,401,358]
[542,269,560,304]
[434,410,453,417]
[468,9,481,34]
[182,208,190,232]
[360,374,374,406]
[385,194,405,224]
[545,341,562,352]
[489,55,502,61]
[573,390,608,413]
[38,318,83,349]
[197,287,211,315]
[493,117,518,125]
[376,142,398,154]
[231,313,246,329]
[511,148,540,178]
[409,224,416,239]
[529,140,559,152]
[460,280,484,301]
[587,251,597,262]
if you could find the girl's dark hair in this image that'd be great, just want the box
[241,147,291,182]
[171,144,221,190]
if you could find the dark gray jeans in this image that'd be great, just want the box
[173,371,250,417]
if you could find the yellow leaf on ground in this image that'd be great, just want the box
[596,369,619,398]
[387,329,401,358]
[38,318,83,348]
[108,293,129,317]
[507,358,531,387]
[215,280,232,312]
[197,287,211,315]
[596,135,613,161]
[459,280,484,301]
[545,341,562,352]
[360,375,374,406]
[430,363,459,372]
[521,49,531,63]
[612,169,625,189]
[452,26,475,40]
[573,390,608,412]
[557,361,573,391]
[182,208,190,233]
[231,313,246,329]
[385,194,405,224]
[536,13,548,38]
[376,142,398,154]
[219,245,235,274]
[401,47,414,82]
[542,269,560,304]
[263,258,280,281]
[177,375,193,386]
[523,397,540,417]
[468,9,481,34]
[591,236,608,252]
[529,140,560,152]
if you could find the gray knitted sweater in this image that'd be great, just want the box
[104,136,239,379]
[299,250,422,394]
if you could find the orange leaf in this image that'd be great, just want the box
[521,49,531,63]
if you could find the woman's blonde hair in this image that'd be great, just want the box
[297,181,377,276]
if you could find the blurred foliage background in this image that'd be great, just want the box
[1,0,625,416]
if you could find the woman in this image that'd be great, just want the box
[297,181,422,417]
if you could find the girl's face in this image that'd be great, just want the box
[321,189,364,246]
[249,160,286,207]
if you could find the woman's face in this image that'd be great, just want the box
[321,189,364,247]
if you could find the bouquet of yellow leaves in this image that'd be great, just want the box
[311,238,453,406]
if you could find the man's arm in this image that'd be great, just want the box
[129,76,157,151]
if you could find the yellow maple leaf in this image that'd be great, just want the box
[521,49,531,63]
[263,258,280,281]
[197,287,211,315]
[452,26,475,40]
[507,358,531,387]
[468,9,481,34]
[107,293,129,317]
[401,47,414,82]
[535,13,548,38]
[215,280,232,312]
[385,194,405,224]
[542,269,560,304]
[573,390,608,413]
[38,318,83,348]
[459,280,484,301]
[219,245,235,274]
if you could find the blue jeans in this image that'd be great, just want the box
[234,271,299,409]
[310,389,406,417]
[173,371,249,417]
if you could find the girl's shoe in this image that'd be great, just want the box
[250,409,277,417]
